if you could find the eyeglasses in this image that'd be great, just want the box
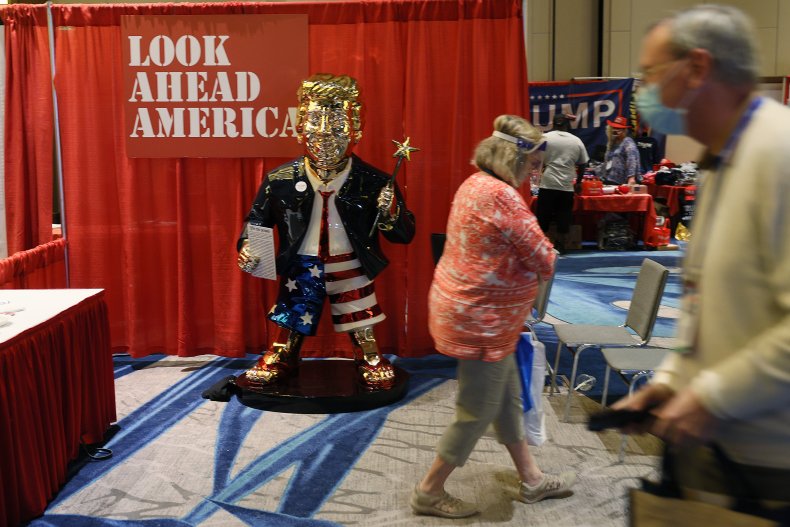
[635,58,684,83]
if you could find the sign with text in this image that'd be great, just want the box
[529,78,635,159]
[121,14,307,158]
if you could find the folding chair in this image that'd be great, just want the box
[550,258,669,421]
[523,273,556,383]
[524,272,555,332]
[600,346,670,462]
[430,233,447,266]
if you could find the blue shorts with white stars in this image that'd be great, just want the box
[268,255,327,336]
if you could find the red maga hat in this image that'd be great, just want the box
[606,116,631,129]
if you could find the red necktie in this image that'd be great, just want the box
[318,190,335,262]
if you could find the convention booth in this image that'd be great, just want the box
[525,192,657,247]
[0,3,657,523]
[1,0,529,362]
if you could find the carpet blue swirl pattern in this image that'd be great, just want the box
[27,249,680,526]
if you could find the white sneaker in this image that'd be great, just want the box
[518,472,576,503]
[410,485,479,518]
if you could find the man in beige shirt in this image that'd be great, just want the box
[615,4,790,509]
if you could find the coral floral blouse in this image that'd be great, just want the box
[429,172,556,361]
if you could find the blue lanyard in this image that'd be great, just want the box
[685,96,763,274]
[715,96,763,169]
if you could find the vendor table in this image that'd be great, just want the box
[574,194,657,242]
[645,183,687,217]
[0,289,116,527]
[528,193,657,243]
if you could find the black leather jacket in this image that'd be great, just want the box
[239,155,415,280]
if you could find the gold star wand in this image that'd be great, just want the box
[368,137,419,237]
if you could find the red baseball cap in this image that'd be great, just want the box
[606,116,631,129]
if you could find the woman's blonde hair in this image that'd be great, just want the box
[473,115,543,187]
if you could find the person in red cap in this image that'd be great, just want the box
[596,115,639,185]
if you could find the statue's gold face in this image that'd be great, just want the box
[302,100,354,170]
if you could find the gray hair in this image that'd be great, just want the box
[474,115,542,187]
[664,4,759,86]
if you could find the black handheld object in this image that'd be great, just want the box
[587,408,654,431]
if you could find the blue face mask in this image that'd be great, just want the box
[636,83,688,135]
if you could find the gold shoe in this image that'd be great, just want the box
[244,344,295,385]
[358,358,395,391]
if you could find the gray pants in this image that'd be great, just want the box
[437,354,525,467]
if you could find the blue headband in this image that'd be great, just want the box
[492,130,546,154]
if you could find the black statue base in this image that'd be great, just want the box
[233,359,409,414]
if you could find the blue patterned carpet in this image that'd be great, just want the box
[27,249,680,527]
[537,249,682,401]
[548,250,682,336]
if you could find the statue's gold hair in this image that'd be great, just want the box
[295,74,364,138]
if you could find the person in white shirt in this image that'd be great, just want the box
[535,114,589,253]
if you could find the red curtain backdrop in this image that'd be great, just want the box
[0,238,67,288]
[1,1,530,358]
[3,15,55,254]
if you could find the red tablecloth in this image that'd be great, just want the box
[575,194,657,242]
[645,183,687,217]
[0,289,116,527]
[528,193,657,242]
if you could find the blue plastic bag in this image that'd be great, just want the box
[515,331,548,445]
[515,332,536,412]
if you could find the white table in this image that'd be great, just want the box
[0,289,116,526]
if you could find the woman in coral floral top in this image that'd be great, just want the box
[411,115,575,519]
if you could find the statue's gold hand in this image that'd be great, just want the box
[237,240,260,273]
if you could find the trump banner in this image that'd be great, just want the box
[529,78,635,159]
[121,14,308,158]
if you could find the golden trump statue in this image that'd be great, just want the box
[237,74,416,391]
